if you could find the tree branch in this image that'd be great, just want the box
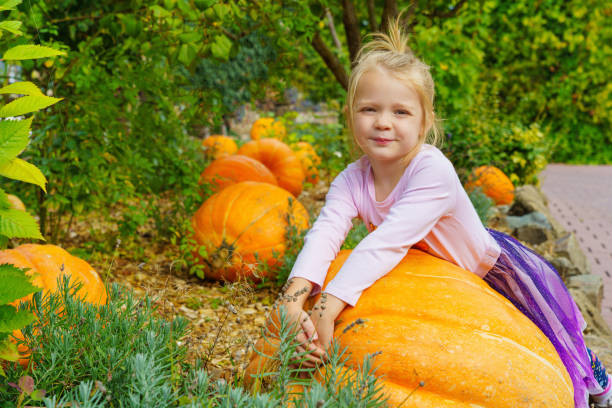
[325,8,342,51]
[342,0,361,66]
[380,0,398,33]
[311,31,349,90]
[366,0,377,31]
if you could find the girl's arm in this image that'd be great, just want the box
[288,170,359,295]
[323,153,457,308]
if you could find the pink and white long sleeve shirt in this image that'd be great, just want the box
[288,145,501,306]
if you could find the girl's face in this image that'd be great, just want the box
[352,66,424,166]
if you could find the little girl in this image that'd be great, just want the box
[280,18,611,408]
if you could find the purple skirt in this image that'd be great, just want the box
[485,229,602,408]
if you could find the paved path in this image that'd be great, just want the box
[539,164,612,329]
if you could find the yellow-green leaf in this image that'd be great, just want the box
[0,117,32,165]
[3,44,66,60]
[0,81,43,96]
[0,94,62,118]
[0,21,22,35]
[0,208,44,239]
[0,0,21,12]
[0,305,35,332]
[0,264,38,304]
[0,157,47,192]
[0,337,19,363]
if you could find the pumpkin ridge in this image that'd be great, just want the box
[220,183,249,242]
[337,309,549,357]
[227,190,285,248]
[474,330,572,394]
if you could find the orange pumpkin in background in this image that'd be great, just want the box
[0,244,107,365]
[464,165,515,205]
[245,249,573,408]
[292,141,321,185]
[237,138,304,197]
[250,117,286,141]
[201,135,238,159]
[6,194,26,211]
[199,154,278,193]
[191,181,309,282]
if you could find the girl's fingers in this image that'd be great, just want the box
[300,313,318,341]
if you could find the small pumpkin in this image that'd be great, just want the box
[191,181,309,281]
[292,141,321,185]
[6,194,26,211]
[250,118,286,141]
[464,165,515,205]
[237,138,305,197]
[199,154,278,193]
[245,249,573,408]
[201,135,238,159]
[0,244,107,365]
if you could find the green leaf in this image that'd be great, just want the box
[0,264,38,304]
[0,305,35,332]
[0,208,44,240]
[178,43,197,65]
[0,337,19,362]
[0,188,9,210]
[0,95,63,118]
[0,21,22,35]
[0,158,47,191]
[150,5,171,17]
[0,82,43,96]
[3,44,66,60]
[0,0,21,11]
[0,117,33,165]
[211,34,232,60]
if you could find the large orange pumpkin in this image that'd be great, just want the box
[292,142,321,185]
[191,181,309,281]
[250,118,286,141]
[237,138,304,197]
[245,249,573,408]
[0,244,107,365]
[464,165,515,205]
[201,135,238,159]
[199,154,278,193]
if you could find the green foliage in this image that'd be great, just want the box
[1,277,389,406]
[1,277,188,404]
[0,264,37,376]
[467,188,495,225]
[341,220,369,251]
[443,85,550,185]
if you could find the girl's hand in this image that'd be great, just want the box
[291,308,325,367]
[311,293,347,352]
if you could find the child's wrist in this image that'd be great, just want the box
[278,277,313,310]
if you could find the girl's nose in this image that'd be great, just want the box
[374,112,392,129]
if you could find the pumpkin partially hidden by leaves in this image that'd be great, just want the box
[237,138,304,197]
[250,117,286,141]
[201,135,238,159]
[292,142,321,185]
[245,249,573,408]
[465,165,515,205]
[191,182,309,281]
[200,154,277,193]
[0,244,107,365]
[6,194,26,211]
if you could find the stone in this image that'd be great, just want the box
[548,256,583,280]
[554,233,590,275]
[508,185,566,237]
[567,274,604,312]
[506,212,554,245]
[568,288,612,340]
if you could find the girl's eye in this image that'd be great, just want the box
[361,107,375,112]
[395,110,410,115]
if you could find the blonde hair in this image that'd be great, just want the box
[346,17,442,155]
